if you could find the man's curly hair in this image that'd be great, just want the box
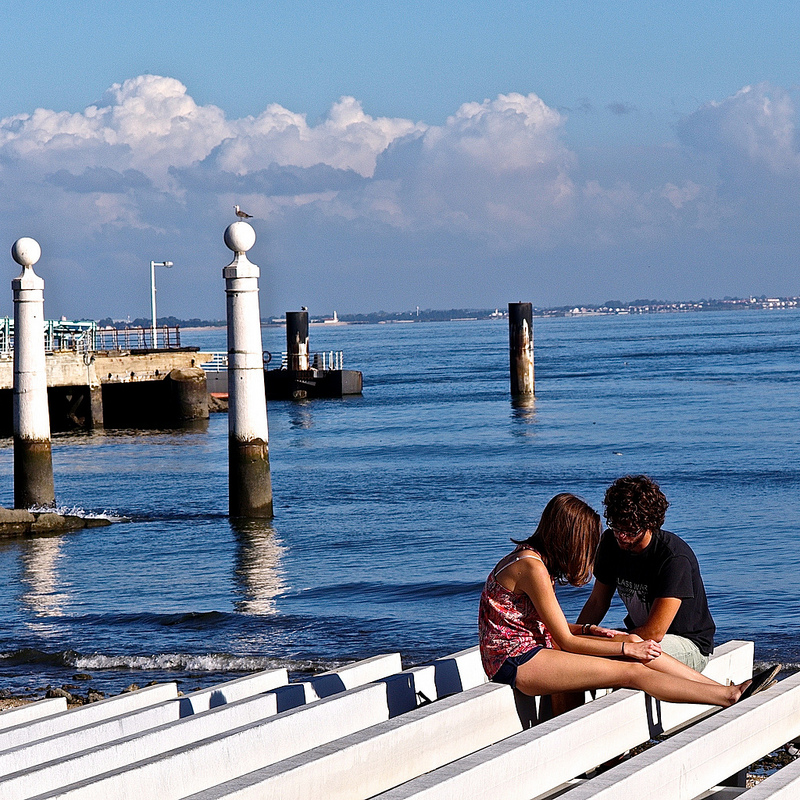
[603,475,668,533]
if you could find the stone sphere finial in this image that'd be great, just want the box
[224,222,256,253]
[11,237,41,268]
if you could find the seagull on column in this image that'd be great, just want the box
[234,205,253,220]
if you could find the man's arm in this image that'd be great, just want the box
[577,580,615,625]
[628,596,682,642]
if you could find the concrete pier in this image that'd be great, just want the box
[223,222,273,519]
[286,311,310,370]
[11,237,55,508]
[508,301,534,397]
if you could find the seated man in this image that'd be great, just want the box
[577,475,715,671]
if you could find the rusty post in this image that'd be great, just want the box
[285,311,310,371]
[508,302,534,397]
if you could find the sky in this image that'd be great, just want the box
[1,0,800,320]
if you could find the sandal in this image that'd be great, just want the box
[738,664,781,702]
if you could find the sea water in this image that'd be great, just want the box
[0,309,798,696]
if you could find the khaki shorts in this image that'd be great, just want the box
[660,633,710,672]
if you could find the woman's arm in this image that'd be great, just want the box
[515,559,661,662]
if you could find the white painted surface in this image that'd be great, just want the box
[0,700,183,779]
[0,698,66,732]
[568,670,800,800]
[178,682,521,800]
[180,668,288,716]
[375,640,754,800]
[29,682,394,800]
[0,682,177,751]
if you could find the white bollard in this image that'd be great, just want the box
[223,222,272,518]
[11,237,55,508]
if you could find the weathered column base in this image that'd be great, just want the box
[14,437,55,509]
[88,386,104,430]
[229,438,273,518]
[168,368,209,421]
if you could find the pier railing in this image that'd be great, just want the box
[202,350,344,372]
[0,318,183,354]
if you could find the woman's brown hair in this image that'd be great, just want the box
[513,493,601,586]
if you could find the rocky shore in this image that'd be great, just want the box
[0,507,112,536]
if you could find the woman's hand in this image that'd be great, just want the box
[623,639,662,662]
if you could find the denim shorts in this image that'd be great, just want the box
[491,646,545,689]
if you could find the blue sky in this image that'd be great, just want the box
[1,1,800,319]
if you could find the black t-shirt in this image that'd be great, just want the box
[594,528,716,656]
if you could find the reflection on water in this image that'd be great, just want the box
[510,395,536,428]
[20,536,70,619]
[288,402,314,431]
[232,520,286,615]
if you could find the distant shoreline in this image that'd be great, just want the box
[103,297,800,331]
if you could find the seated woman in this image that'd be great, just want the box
[479,493,777,706]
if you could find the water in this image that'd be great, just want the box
[0,310,798,697]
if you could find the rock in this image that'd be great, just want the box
[121,683,140,693]
[81,517,113,528]
[0,507,35,535]
[72,673,92,681]
[86,690,105,703]
[0,508,35,524]
[46,687,74,702]
[30,513,69,532]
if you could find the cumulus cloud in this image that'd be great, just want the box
[2,75,800,317]
[677,82,800,176]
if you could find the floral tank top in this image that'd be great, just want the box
[478,548,554,679]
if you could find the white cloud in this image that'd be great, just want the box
[2,76,800,317]
[678,82,800,176]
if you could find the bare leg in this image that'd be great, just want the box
[514,649,744,707]
[641,651,721,686]
[586,632,720,686]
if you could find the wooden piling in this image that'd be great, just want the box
[508,302,534,397]
[286,311,309,371]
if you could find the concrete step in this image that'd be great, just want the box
[0,683,177,751]
[179,668,288,716]
[3,653,400,798]
[372,640,754,800]
[0,698,67,732]
[14,649,474,800]
[182,680,528,800]
[567,670,800,800]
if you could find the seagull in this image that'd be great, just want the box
[234,205,253,220]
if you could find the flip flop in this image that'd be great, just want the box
[739,664,781,701]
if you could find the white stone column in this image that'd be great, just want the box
[223,222,272,518]
[11,237,55,508]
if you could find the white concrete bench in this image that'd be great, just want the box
[0,683,177,751]
[11,649,482,800]
[0,698,67,732]
[183,641,752,800]
[0,654,403,799]
[566,670,800,800]
[179,668,287,715]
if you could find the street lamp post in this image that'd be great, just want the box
[150,260,173,349]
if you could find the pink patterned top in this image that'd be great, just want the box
[478,548,554,679]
